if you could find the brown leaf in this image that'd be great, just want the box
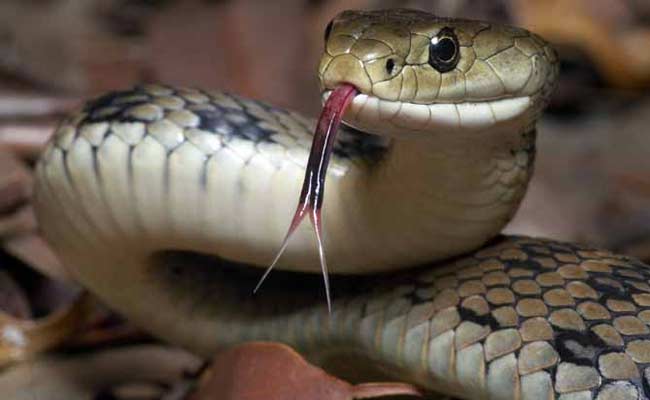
[190,342,423,400]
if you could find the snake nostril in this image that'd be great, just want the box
[385,58,395,75]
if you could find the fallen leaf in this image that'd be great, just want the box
[190,342,423,400]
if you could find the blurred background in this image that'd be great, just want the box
[0,0,649,398]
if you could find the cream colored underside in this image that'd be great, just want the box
[35,108,530,277]
[325,91,532,137]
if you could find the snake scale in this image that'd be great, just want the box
[32,9,650,400]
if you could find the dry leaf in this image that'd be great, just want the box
[190,342,423,400]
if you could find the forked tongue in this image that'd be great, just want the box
[253,84,358,312]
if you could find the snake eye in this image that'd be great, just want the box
[324,20,334,42]
[429,28,459,73]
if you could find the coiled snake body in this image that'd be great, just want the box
[33,9,650,400]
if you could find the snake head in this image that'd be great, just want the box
[318,9,559,137]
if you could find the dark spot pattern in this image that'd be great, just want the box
[77,84,389,161]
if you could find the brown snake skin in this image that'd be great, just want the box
[353,235,650,399]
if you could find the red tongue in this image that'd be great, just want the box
[254,84,358,312]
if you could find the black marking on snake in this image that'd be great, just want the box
[217,100,390,161]
[83,88,141,111]
[81,88,151,124]
[623,280,650,297]
[642,368,650,400]
[193,106,278,145]
[457,306,500,330]
[587,276,630,303]
[82,86,391,163]
[334,125,390,160]
[554,329,613,367]
[194,107,227,132]
[615,265,650,282]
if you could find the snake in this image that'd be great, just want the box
[31,8,650,400]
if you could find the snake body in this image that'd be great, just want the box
[32,9,650,400]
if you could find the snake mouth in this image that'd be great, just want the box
[322,90,532,136]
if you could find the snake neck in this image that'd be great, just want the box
[330,124,536,270]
